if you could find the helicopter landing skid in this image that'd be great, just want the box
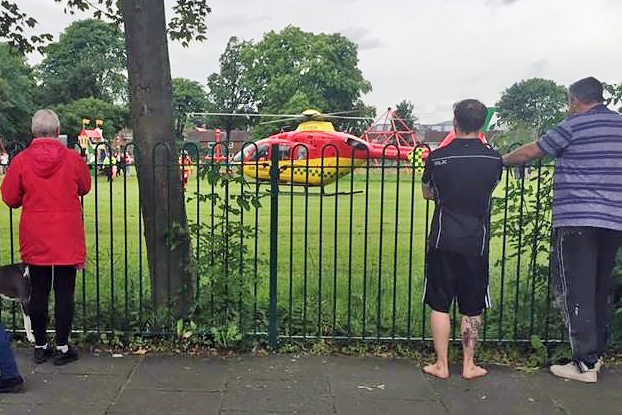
[250,181,364,196]
[319,188,364,197]
[278,187,364,197]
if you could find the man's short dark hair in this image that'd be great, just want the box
[453,99,487,134]
[569,77,604,104]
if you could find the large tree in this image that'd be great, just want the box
[604,82,622,112]
[38,19,127,107]
[335,100,376,137]
[205,36,254,135]
[239,25,372,137]
[0,43,37,143]
[394,99,418,131]
[496,78,568,135]
[172,77,208,139]
[1,0,211,316]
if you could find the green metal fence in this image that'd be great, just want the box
[0,141,570,348]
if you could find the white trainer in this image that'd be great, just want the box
[550,362,597,383]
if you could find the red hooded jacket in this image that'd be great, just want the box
[1,138,91,266]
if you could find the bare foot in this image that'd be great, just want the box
[462,365,487,380]
[423,363,450,379]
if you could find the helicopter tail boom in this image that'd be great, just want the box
[364,143,413,161]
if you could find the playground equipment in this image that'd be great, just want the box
[78,118,107,165]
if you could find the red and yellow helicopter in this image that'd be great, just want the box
[193,109,419,187]
[191,107,497,188]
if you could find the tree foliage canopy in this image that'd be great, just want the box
[38,19,127,107]
[237,25,372,137]
[0,43,37,142]
[204,36,254,132]
[172,77,208,139]
[604,82,622,112]
[0,0,211,54]
[496,78,568,134]
[241,25,372,112]
[394,99,418,130]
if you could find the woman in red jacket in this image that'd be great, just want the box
[1,109,91,366]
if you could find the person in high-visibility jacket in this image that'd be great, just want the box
[408,145,431,173]
[179,153,192,190]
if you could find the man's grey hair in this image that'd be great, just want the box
[569,77,604,104]
[31,109,61,138]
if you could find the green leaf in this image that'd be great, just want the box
[176,319,184,338]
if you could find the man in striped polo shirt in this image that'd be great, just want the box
[503,77,622,383]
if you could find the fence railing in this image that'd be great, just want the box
[0,140,567,348]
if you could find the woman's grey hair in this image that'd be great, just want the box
[31,109,61,138]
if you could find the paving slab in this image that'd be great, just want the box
[15,348,138,376]
[34,354,138,376]
[6,350,130,415]
[526,366,622,415]
[108,389,222,415]
[220,412,330,415]
[1,372,123,406]
[221,379,333,413]
[0,400,115,415]
[228,355,327,381]
[333,396,448,415]
[426,364,566,415]
[127,355,227,391]
[325,356,437,401]
[3,350,622,415]
[0,403,36,415]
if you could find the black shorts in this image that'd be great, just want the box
[424,249,490,317]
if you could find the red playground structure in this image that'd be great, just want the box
[359,108,420,148]
[359,108,420,164]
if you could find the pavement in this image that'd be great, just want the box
[1,349,622,415]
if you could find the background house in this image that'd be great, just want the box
[184,127,250,159]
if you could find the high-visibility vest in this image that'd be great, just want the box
[409,146,430,173]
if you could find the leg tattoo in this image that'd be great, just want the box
[462,316,481,350]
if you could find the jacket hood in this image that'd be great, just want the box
[27,138,65,178]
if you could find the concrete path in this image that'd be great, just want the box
[1,350,620,414]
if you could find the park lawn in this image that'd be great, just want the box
[0,168,557,340]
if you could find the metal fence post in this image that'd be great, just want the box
[268,143,279,350]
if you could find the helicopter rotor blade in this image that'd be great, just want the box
[324,109,368,116]
[187,112,302,118]
[258,117,303,126]
[321,115,375,121]
[258,114,375,125]
[188,110,376,127]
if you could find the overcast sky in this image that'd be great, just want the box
[21,0,622,123]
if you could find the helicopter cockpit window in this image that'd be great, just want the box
[296,146,308,160]
[255,145,269,161]
[278,145,290,160]
[234,145,255,162]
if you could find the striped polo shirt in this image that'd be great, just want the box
[537,104,622,230]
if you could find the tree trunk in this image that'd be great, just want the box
[123,0,193,318]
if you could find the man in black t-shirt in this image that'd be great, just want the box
[421,99,502,380]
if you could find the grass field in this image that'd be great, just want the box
[0,166,562,342]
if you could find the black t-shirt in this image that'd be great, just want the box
[422,139,502,256]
